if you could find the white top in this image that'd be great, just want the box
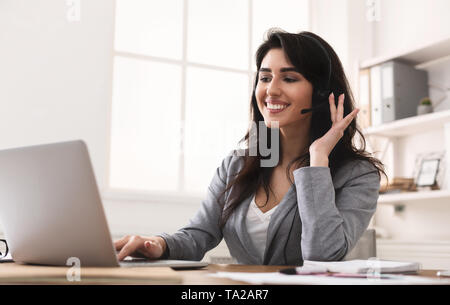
[245,195,278,261]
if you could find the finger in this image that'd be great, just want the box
[331,109,359,137]
[329,92,337,123]
[114,235,130,251]
[341,108,359,128]
[336,94,345,121]
[117,239,141,261]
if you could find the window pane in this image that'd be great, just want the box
[184,67,249,194]
[187,0,249,70]
[115,0,183,60]
[252,0,309,68]
[110,56,182,191]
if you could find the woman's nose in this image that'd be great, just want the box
[266,80,281,96]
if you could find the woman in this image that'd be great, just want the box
[114,29,385,265]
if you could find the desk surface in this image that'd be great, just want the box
[179,264,442,285]
[0,262,444,285]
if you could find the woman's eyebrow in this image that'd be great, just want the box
[259,67,299,73]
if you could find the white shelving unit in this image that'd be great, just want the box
[360,38,450,207]
[364,110,450,206]
[360,37,450,69]
[360,40,450,270]
[364,109,450,138]
[377,189,450,205]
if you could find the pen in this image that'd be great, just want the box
[330,273,398,279]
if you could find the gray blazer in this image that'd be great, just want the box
[158,150,380,265]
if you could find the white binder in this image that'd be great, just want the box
[358,68,372,129]
[370,65,382,126]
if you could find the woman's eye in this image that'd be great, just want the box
[259,76,298,83]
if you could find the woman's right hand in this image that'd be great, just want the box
[114,235,167,261]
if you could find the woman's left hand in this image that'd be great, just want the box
[309,93,359,167]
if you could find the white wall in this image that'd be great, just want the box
[373,0,450,59]
[0,0,114,191]
[0,0,207,247]
[310,0,350,75]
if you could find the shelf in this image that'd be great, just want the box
[415,54,450,70]
[360,37,450,69]
[363,109,450,137]
[378,189,450,205]
[377,238,450,246]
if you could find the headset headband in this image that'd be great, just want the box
[301,33,332,91]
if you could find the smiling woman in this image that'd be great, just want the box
[115,29,386,265]
[218,30,386,224]
[256,49,314,127]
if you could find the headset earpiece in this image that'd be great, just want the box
[315,89,330,101]
[300,34,333,115]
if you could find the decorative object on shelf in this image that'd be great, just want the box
[380,177,416,194]
[428,82,450,110]
[416,159,440,187]
[417,97,433,115]
[413,151,445,191]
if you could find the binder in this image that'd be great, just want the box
[358,68,372,129]
[369,61,429,125]
[370,65,382,126]
[381,60,428,123]
[381,62,395,123]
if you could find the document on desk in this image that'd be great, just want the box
[209,272,450,285]
[303,259,421,274]
[209,259,433,285]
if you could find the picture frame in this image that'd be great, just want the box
[416,158,440,187]
[413,151,446,189]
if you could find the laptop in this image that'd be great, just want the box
[0,140,207,269]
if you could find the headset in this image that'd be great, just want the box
[300,34,334,114]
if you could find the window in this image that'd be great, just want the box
[109,0,310,197]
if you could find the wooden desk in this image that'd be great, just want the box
[0,262,445,285]
[180,264,286,285]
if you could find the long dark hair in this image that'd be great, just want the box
[217,29,386,228]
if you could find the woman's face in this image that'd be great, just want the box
[255,48,313,129]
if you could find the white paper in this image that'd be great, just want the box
[303,259,421,274]
[209,271,450,285]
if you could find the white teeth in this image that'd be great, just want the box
[266,103,288,110]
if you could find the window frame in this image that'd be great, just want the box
[104,0,311,203]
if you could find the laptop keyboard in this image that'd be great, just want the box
[119,259,208,269]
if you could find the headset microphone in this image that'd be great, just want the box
[300,100,330,114]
